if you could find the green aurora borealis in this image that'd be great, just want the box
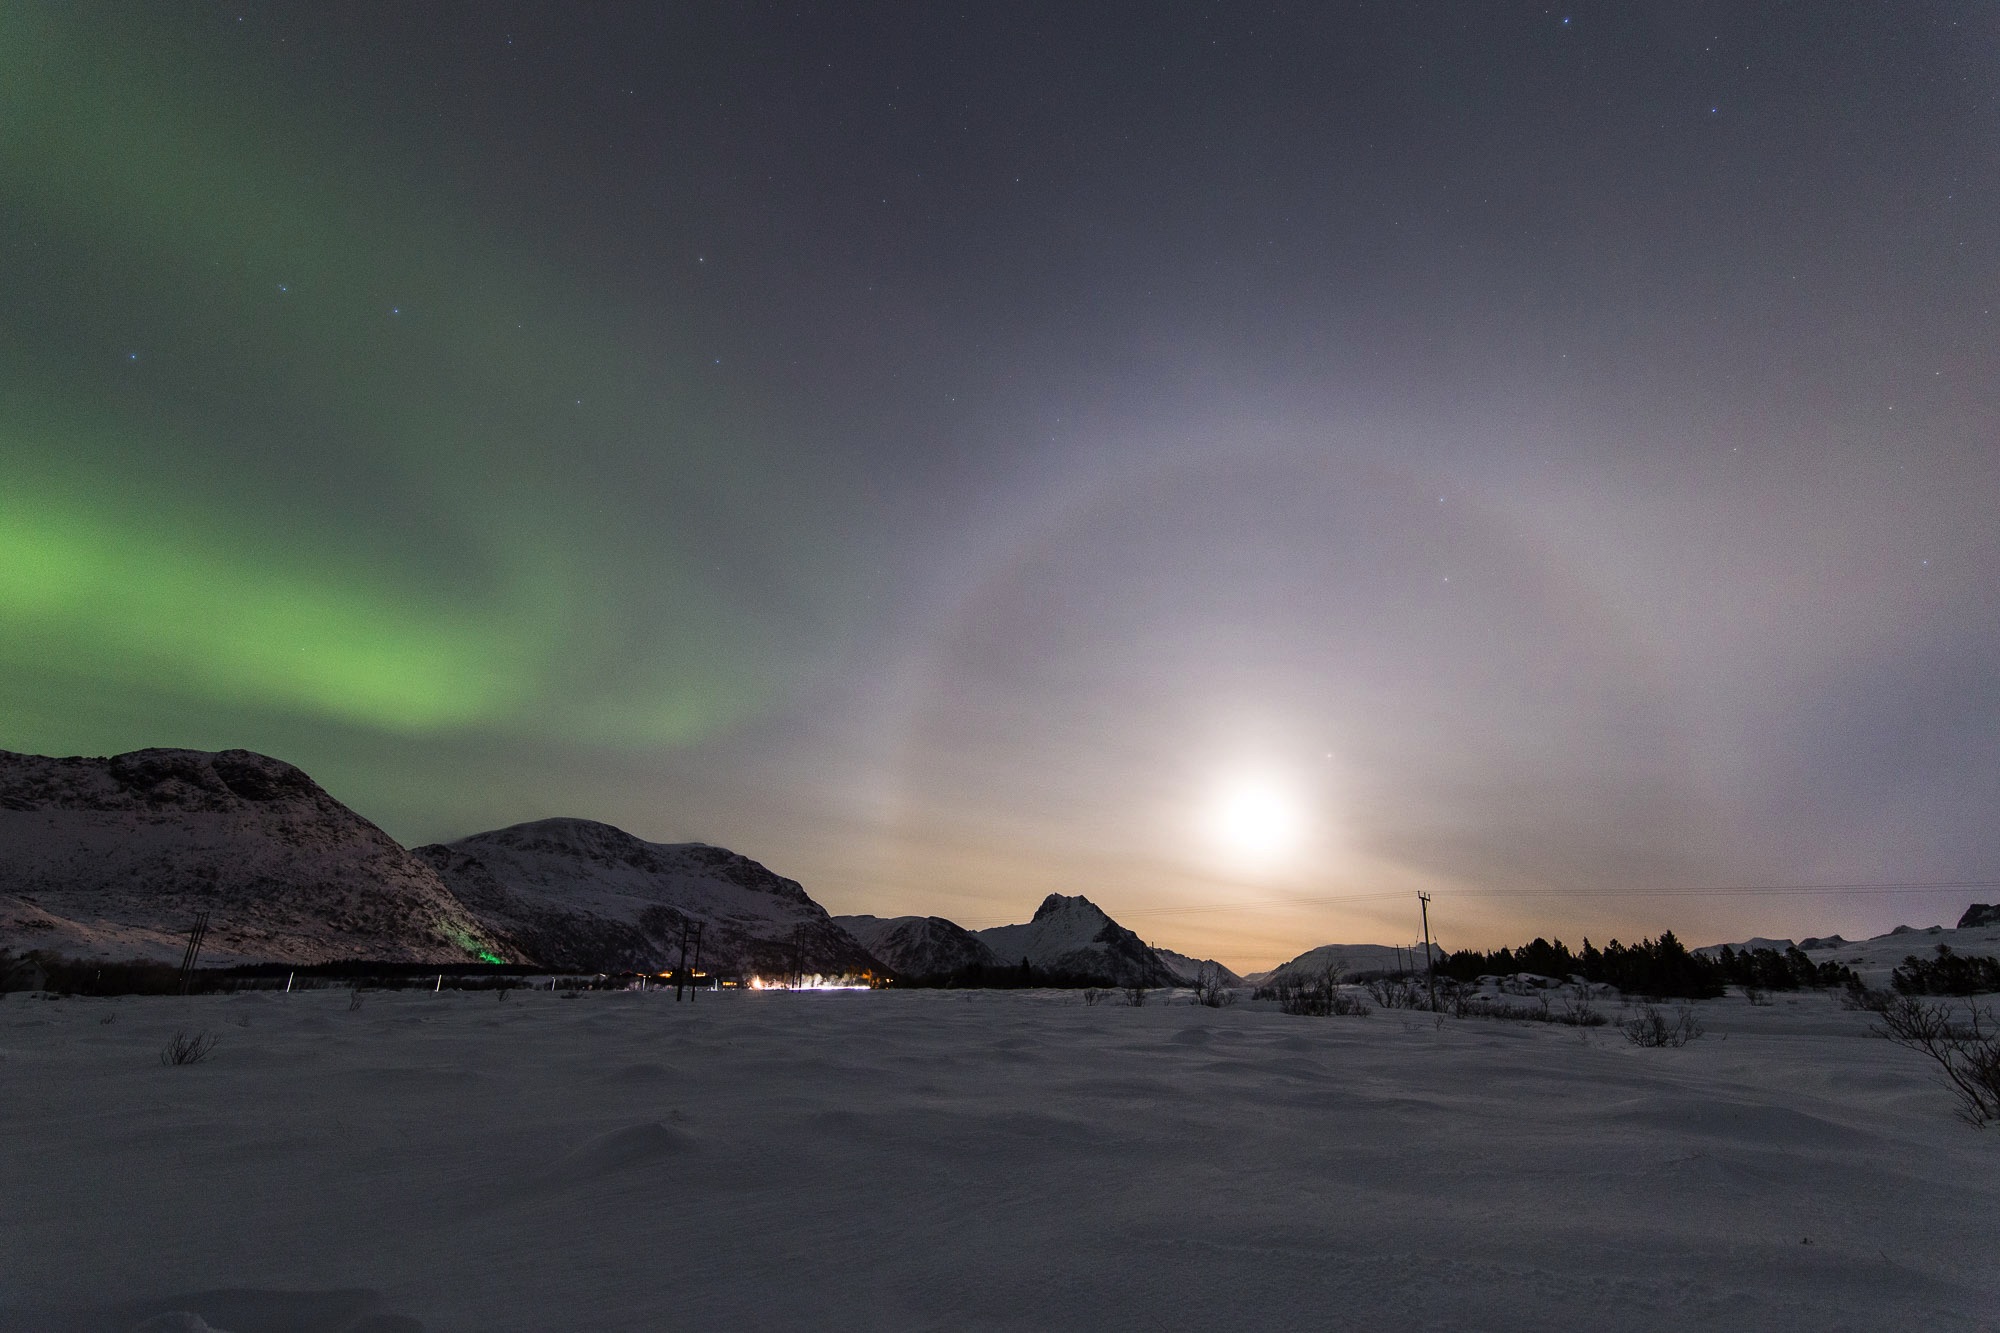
[2,8,854,752]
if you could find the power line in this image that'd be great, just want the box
[1473,880,2000,899]
[1113,880,2000,920]
[1118,890,1409,918]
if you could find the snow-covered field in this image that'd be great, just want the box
[5,987,1996,1332]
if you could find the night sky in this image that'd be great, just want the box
[6,3,1998,968]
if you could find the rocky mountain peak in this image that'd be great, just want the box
[1032,892,1103,923]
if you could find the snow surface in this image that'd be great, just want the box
[4,986,1996,1331]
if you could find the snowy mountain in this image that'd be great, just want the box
[1252,941,1441,988]
[1700,912,2000,986]
[0,747,515,966]
[833,914,998,979]
[417,818,882,979]
[973,893,1177,987]
[1152,947,1242,987]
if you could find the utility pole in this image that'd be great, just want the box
[676,921,691,1002]
[689,923,703,1002]
[1419,893,1436,1011]
[178,910,210,995]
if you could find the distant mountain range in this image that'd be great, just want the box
[42,745,1974,993]
[1697,911,2000,986]
[0,746,1238,988]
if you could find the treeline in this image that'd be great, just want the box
[893,959,1139,990]
[1437,933,1857,1000]
[1892,945,2000,996]
[1,950,560,997]
[1709,944,1859,993]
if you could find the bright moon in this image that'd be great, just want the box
[1206,772,1307,867]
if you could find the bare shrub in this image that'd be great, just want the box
[1192,964,1235,1008]
[348,986,364,1012]
[1274,968,1370,1017]
[1873,996,2000,1128]
[1082,988,1104,1006]
[160,1031,217,1066]
[1123,983,1149,1007]
[1742,985,1772,1006]
[1839,983,1894,1013]
[1620,1002,1704,1047]
[1367,978,1427,1010]
[1560,996,1607,1027]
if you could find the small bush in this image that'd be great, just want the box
[1620,1003,1703,1047]
[1873,996,2000,1128]
[348,986,364,1011]
[1742,985,1771,1006]
[160,1031,217,1066]
[1123,983,1149,1007]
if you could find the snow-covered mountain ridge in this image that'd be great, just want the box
[416,818,881,979]
[974,893,1180,987]
[0,747,513,966]
[833,914,998,979]
[1248,942,1441,988]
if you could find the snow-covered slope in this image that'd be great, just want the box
[1152,947,1242,987]
[833,914,997,979]
[0,747,513,966]
[974,894,1176,987]
[417,818,881,979]
[1701,911,2000,986]
[1254,941,1441,987]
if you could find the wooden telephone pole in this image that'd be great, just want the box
[1418,893,1436,1010]
[673,920,708,1001]
[177,910,210,995]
